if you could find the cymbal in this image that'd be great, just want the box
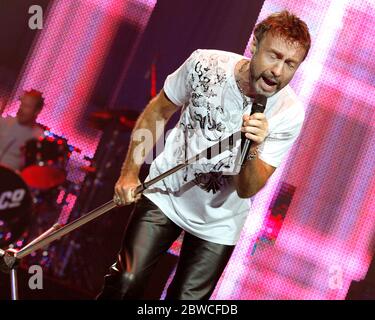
[89,109,139,131]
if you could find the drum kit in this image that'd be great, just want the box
[0,134,70,250]
[0,109,139,270]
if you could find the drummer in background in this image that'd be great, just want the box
[0,89,44,171]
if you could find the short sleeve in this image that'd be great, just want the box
[258,103,305,168]
[163,49,200,106]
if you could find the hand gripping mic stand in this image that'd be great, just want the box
[0,143,226,300]
[0,94,266,300]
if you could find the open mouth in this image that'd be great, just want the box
[261,76,278,87]
[259,75,278,93]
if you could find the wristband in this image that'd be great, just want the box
[246,147,258,161]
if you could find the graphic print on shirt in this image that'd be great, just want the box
[193,155,235,193]
[189,57,228,141]
[173,52,241,194]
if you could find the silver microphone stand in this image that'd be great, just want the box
[0,132,239,300]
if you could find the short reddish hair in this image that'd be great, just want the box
[23,88,45,110]
[254,10,311,60]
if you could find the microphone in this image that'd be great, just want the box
[239,94,267,166]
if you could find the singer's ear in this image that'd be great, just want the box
[250,37,259,55]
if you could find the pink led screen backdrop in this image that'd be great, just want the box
[1,0,374,300]
[1,0,157,234]
[212,0,375,300]
[3,0,157,161]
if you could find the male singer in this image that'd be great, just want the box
[97,10,311,300]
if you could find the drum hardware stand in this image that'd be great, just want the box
[54,125,127,285]
[0,132,238,299]
[79,128,121,215]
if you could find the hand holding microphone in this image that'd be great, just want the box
[239,94,268,165]
[241,112,269,145]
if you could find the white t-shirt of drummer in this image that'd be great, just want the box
[143,49,305,245]
[0,116,43,171]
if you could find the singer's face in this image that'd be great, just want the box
[249,33,306,97]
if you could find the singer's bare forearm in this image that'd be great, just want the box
[120,90,178,179]
[234,155,275,198]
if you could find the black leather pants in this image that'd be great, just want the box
[96,196,235,300]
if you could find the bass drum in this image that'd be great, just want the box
[21,137,69,190]
[0,165,32,248]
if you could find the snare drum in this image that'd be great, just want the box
[0,165,32,248]
[21,137,69,190]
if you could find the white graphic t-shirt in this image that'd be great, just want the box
[143,49,305,245]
